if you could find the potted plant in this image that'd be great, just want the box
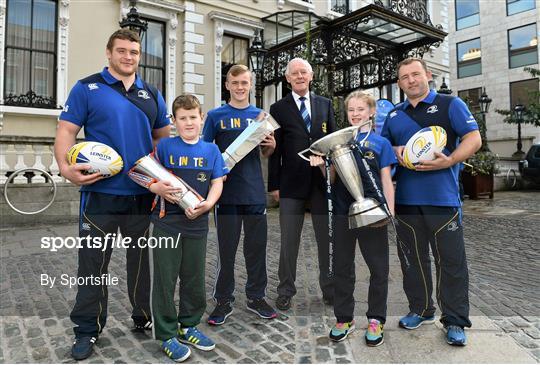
[461,95,498,199]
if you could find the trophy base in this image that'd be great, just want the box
[348,199,389,229]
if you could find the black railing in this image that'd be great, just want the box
[331,0,350,14]
[3,90,58,109]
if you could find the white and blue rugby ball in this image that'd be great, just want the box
[67,141,123,177]
[402,126,447,170]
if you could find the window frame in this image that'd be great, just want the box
[508,23,539,69]
[457,87,482,113]
[509,78,539,109]
[457,37,482,79]
[506,0,536,16]
[138,18,167,99]
[3,0,59,109]
[220,33,249,105]
[455,0,480,31]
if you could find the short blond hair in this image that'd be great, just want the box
[226,64,251,80]
[344,90,376,110]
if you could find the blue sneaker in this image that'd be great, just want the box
[162,337,191,362]
[178,326,216,351]
[399,312,436,330]
[71,336,97,360]
[446,325,467,346]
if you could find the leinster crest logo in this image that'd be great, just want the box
[196,172,207,182]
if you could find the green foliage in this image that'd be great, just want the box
[464,151,499,176]
[495,67,540,127]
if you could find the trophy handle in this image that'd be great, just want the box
[298,148,312,162]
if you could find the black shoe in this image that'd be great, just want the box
[71,336,97,360]
[208,301,233,326]
[247,298,278,319]
[276,295,291,311]
[133,319,152,332]
[323,296,334,306]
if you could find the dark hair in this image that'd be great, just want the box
[172,94,202,117]
[397,57,429,77]
[226,64,251,81]
[106,29,141,51]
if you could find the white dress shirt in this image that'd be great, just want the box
[292,91,312,119]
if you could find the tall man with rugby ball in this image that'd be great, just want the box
[54,29,171,360]
[381,57,481,346]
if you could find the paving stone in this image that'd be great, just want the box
[279,352,295,363]
[97,337,113,348]
[510,332,540,349]
[246,333,264,343]
[260,341,281,355]
[54,346,70,360]
[285,343,296,353]
[31,347,50,361]
[216,342,242,359]
[336,357,352,364]
[26,327,42,338]
[245,349,271,363]
[101,348,122,360]
[316,336,330,346]
[268,333,288,345]
[333,342,348,356]
[299,355,312,363]
[237,358,255,364]
[3,323,20,337]
[524,327,540,340]
[509,316,532,328]
[315,348,331,362]
[29,337,46,347]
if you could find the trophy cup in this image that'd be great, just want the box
[298,126,388,229]
[128,154,204,210]
[222,111,280,171]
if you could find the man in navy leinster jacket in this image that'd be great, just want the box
[268,58,336,311]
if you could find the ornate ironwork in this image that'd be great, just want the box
[4,90,58,109]
[374,0,432,26]
[260,3,446,100]
[331,0,350,14]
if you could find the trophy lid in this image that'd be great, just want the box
[309,126,358,155]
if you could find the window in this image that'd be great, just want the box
[458,87,482,113]
[507,0,535,16]
[331,0,350,14]
[221,35,248,105]
[455,0,479,30]
[4,0,57,108]
[510,78,539,108]
[139,19,166,98]
[457,38,482,78]
[508,24,538,69]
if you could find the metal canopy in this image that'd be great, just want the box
[260,0,447,97]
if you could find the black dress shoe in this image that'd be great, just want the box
[276,295,291,310]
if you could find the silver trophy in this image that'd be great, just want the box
[221,111,280,171]
[299,126,388,229]
[128,154,204,210]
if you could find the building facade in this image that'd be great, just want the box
[0,0,449,180]
[448,0,539,157]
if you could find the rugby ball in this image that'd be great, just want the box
[67,141,123,177]
[402,126,447,169]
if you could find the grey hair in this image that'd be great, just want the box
[285,58,313,75]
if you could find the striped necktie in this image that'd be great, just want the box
[299,96,311,132]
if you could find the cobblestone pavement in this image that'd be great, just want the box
[0,191,538,363]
